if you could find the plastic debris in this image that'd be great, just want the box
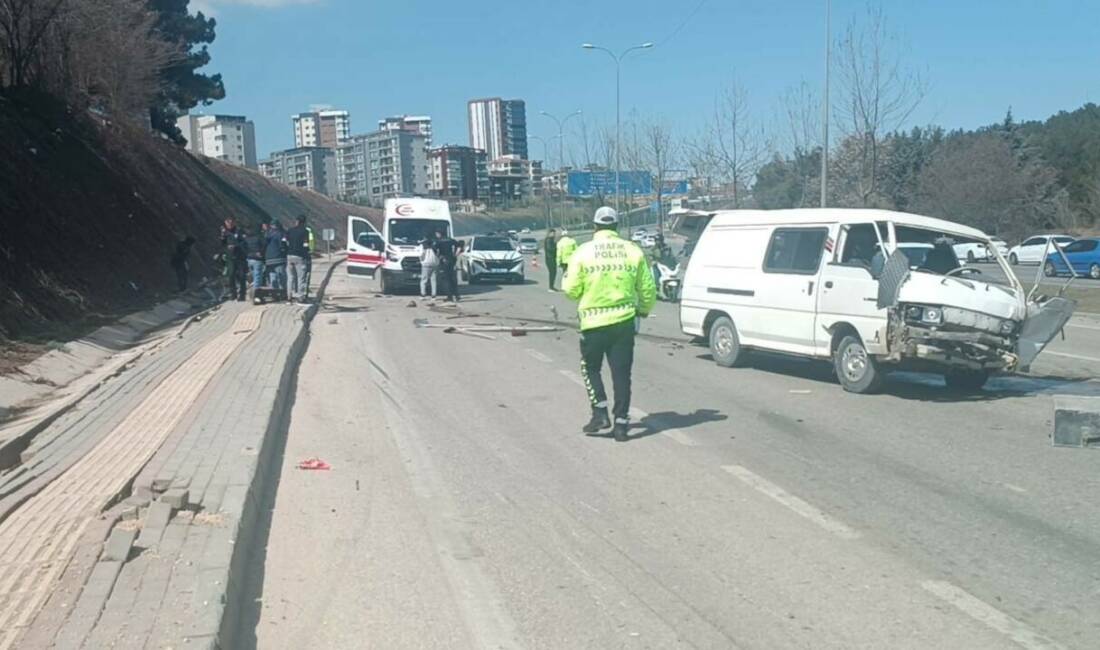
[297,458,331,470]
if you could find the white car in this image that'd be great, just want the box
[952,241,988,264]
[641,235,658,248]
[631,228,649,242]
[1007,235,1075,265]
[986,238,1009,260]
[517,237,539,254]
[460,235,525,284]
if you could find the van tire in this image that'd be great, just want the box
[944,369,989,392]
[834,335,884,394]
[380,271,391,295]
[708,316,746,367]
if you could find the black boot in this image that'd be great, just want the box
[612,420,629,442]
[582,408,611,434]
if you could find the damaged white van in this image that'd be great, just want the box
[679,209,1075,393]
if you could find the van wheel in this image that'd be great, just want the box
[1009,253,1018,266]
[944,369,990,392]
[380,271,391,295]
[708,316,746,367]
[834,335,884,394]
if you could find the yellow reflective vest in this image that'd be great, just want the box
[563,230,657,331]
[556,235,578,266]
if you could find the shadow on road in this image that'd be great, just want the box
[636,409,728,439]
[694,352,1098,402]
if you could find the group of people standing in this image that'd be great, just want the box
[418,229,463,302]
[169,215,316,302]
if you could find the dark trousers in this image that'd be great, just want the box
[579,319,636,422]
[442,263,459,301]
[548,260,558,289]
[173,265,188,292]
[225,258,247,300]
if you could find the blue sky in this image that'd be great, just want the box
[195,0,1100,160]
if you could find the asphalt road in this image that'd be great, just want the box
[251,268,1099,649]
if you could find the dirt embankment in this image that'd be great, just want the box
[0,89,380,343]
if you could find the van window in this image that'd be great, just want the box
[839,223,886,268]
[763,228,829,275]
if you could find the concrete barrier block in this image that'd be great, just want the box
[1053,395,1100,448]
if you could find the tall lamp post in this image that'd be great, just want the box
[529,134,556,231]
[582,41,652,219]
[540,110,582,228]
[820,0,831,208]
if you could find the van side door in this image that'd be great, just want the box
[755,226,830,355]
[816,223,890,356]
[346,215,384,278]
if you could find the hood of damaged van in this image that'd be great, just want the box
[896,272,1025,320]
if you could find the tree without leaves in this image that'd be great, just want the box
[833,3,927,206]
[624,120,681,231]
[775,80,822,208]
[0,0,68,87]
[709,76,767,207]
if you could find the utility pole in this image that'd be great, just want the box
[540,110,581,229]
[820,0,831,208]
[582,42,653,218]
[530,135,555,231]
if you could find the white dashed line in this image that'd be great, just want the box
[921,580,1067,650]
[721,465,861,540]
[1043,350,1100,363]
[525,349,553,363]
[1066,321,1100,331]
[1003,483,1027,494]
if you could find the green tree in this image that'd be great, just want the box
[147,0,224,142]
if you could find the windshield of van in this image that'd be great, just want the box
[389,219,450,245]
[472,237,515,252]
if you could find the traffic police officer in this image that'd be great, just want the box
[556,229,578,276]
[563,207,657,442]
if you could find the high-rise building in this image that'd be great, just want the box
[429,146,488,202]
[334,137,371,202]
[292,108,350,148]
[378,115,433,146]
[488,155,543,197]
[258,147,336,197]
[467,98,527,160]
[176,114,257,169]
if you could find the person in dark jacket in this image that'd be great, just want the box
[265,221,288,294]
[544,229,558,292]
[285,215,311,301]
[242,225,266,294]
[220,218,247,301]
[432,232,463,302]
[170,236,196,293]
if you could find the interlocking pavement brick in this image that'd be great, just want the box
[100,527,137,563]
[160,487,190,510]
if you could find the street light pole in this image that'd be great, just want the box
[820,0,831,208]
[582,42,653,219]
[540,110,582,229]
[530,135,554,231]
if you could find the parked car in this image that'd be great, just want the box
[517,237,539,254]
[952,241,988,263]
[1043,238,1100,279]
[632,228,649,242]
[460,235,525,284]
[641,234,658,248]
[679,209,1073,393]
[1006,234,1075,265]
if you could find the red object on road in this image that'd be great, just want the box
[297,458,331,470]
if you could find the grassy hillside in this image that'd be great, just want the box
[0,89,379,342]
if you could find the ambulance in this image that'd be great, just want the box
[346,198,454,294]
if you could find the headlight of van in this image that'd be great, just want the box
[999,320,1017,335]
[386,252,399,262]
[905,305,943,325]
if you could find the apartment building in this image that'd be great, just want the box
[467,98,528,160]
[176,114,257,169]
[258,147,336,196]
[292,108,351,148]
[428,145,488,202]
[378,115,433,146]
[488,155,543,198]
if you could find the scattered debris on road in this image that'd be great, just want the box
[297,458,331,470]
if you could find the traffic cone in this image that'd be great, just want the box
[532,255,539,269]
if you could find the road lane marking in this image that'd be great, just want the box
[1003,483,1027,494]
[921,580,1066,650]
[1042,350,1100,363]
[525,348,553,363]
[721,465,861,540]
[1066,322,1100,331]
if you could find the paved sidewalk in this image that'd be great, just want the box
[1,258,340,649]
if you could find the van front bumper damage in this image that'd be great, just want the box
[886,296,1077,372]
